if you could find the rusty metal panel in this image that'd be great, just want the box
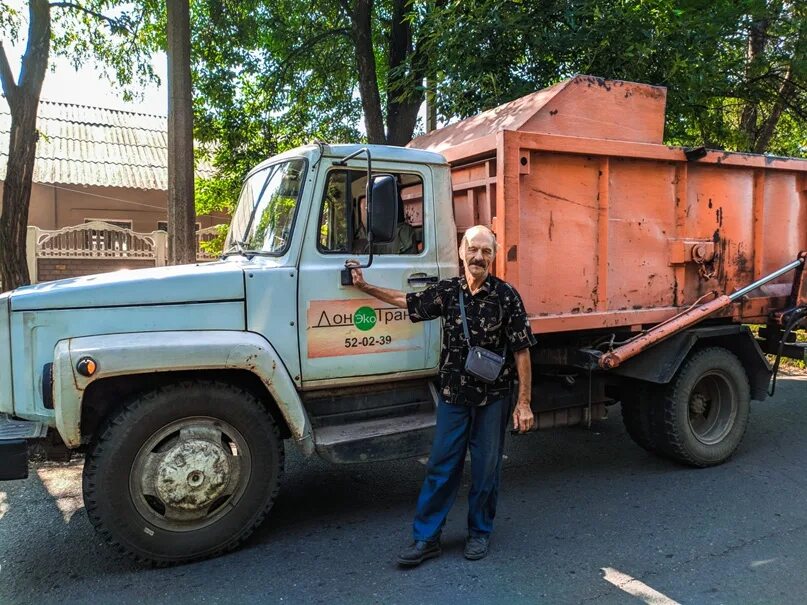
[522,77,666,144]
[607,158,677,310]
[449,161,496,237]
[517,151,600,315]
[682,165,755,301]
[762,171,805,275]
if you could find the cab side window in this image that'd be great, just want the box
[317,169,424,255]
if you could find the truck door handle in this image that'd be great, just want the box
[408,274,438,286]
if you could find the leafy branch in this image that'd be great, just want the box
[49,1,128,33]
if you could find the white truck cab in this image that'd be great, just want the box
[0,144,459,565]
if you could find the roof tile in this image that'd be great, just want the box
[0,98,214,190]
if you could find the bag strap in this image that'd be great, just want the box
[459,287,508,357]
[459,288,472,344]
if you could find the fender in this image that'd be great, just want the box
[608,324,772,400]
[52,330,313,453]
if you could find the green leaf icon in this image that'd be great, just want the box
[354,306,377,332]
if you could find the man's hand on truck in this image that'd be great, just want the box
[346,260,408,309]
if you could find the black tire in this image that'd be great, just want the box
[620,382,659,453]
[83,380,284,566]
[653,347,750,467]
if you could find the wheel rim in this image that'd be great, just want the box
[687,370,738,446]
[129,416,252,532]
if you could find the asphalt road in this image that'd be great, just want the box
[1,375,806,605]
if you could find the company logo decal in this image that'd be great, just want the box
[307,299,420,358]
[353,306,377,331]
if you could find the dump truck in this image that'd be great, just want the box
[1,76,805,565]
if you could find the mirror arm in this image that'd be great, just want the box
[337,148,374,285]
[343,170,353,253]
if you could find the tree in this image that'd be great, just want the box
[738,0,804,153]
[0,1,156,291]
[0,0,50,290]
[185,0,443,218]
[427,0,805,157]
[166,0,196,265]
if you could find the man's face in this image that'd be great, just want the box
[459,229,496,281]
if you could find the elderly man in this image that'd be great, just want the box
[348,225,536,565]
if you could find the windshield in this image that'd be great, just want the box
[225,158,306,256]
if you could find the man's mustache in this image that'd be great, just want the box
[468,259,487,267]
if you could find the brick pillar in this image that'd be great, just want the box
[152,231,168,267]
[26,225,39,284]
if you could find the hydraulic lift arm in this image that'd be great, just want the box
[598,252,807,371]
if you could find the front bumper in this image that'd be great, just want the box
[0,414,47,480]
[0,439,28,480]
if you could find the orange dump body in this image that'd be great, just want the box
[409,76,807,335]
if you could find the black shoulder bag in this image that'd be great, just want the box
[459,289,507,384]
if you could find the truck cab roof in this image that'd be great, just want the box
[250,143,448,175]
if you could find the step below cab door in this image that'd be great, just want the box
[297,162,441,385]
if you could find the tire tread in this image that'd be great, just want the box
[82,380,284,567]
[654,347,750,468]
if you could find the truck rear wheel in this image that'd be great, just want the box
[653,347,750,467]
[620,383,659,453]
[83,380,284,565]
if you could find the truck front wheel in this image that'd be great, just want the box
[654,347,750,467]
[83,380,284,565]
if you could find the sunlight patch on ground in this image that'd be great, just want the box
[37,465,84,523]
[0,492,7,520]
[602,567,681,605]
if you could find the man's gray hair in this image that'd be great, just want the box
[460,225,498,253]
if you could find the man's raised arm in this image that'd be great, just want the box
[347,260,407,309]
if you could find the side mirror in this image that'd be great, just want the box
[368,174,398,243]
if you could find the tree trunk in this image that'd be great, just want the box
[0,0,51,291]
[753,64,796,154]
[739,13,769,147]
[350,0,386,144]
[384,0,425,146]
[167,0,197,265]
[425,76,437,133]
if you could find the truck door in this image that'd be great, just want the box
[297,163,441,384]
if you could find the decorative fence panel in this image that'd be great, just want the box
[26,222,226,284]
[196,225,224,262]
[36,221,161,259]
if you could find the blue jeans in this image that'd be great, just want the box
[412,394,512,541]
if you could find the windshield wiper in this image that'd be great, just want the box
[221,239,251,258]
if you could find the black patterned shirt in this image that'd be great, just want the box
[406,274,536,406]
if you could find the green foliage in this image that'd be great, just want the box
[46,1,160,101]
[429,0,805,157]
[0,4,22,40]
[179,0,442,215]
[0,1,157,95]
[198,222,228,256]
[750,324,806,371]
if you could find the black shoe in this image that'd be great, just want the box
[464,535,490,560]
[397,539,442,567]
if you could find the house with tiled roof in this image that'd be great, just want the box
[0,98,226,233]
